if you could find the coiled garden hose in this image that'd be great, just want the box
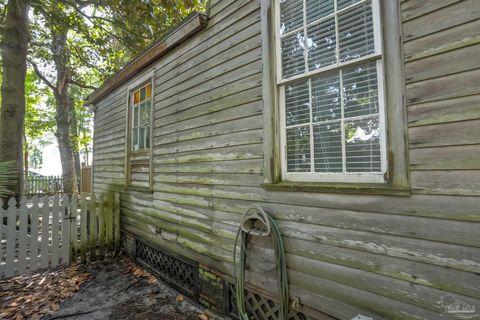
[233,205,289,320]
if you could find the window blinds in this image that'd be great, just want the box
[280,0,375,79]
[279,0,384,178]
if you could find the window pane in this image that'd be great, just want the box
[337,0,362,10]
[343,62,379,118]
[139,127,145,150]
[285,80,310,126]
[140,87,146,101]
[312,72,340,122]
[307,18,337,71]
[306,0,334,24]
[281,31,306,78]
[146,83,152,98]
[145,126,150,148]
[140,103,147,125]
[132,128,138,150]
[286,126,311,172]
[280,0,303,35]
[133,106,139,127]
[133,91,140,104]
[313,122,342,172]
[145,101,151,124]
[338,1,375,62]
[345,116,381,172]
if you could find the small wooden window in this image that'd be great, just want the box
[131,83,152,151]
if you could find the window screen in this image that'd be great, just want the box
[277,0,386,182]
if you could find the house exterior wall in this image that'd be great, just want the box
[92,0,480,319]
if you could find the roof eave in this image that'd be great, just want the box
[85,12,208,106]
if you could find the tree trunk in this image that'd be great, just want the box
[74,151,81,185]
[56,93,77,194]
[0,0,32,196]
[70,98,82,185]
[24,136,29,177]
[51,29,78,194]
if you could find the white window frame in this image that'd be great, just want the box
[124,70,156,189]
[130,82,152,152]
[275,0,388,183]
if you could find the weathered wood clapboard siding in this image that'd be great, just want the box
[403,0,480,196]
[92,0,480,319]
[93,85,127,190]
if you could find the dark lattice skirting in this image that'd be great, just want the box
[227,283,316,320]
[120,233,319,320]
[135,238,199,299]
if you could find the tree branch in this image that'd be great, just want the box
[28,60,56,91]
[68,79,97,90]
[63,4,139,52]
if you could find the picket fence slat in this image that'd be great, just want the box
[70,195,78,264]
[114,192,120,252]
[40,196,50,269]
[61,194,70,264]
[106,193,113,253]
[0,191,120,279]
[98,194,105,260]
[89,193,97,260]
[30,197,40,273]
[18,198,28,275]
[80,193,88,264]
[5,198,17,278]
[51,195,60,268]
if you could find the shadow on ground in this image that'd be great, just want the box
[0,257,211,320]
[45,258,204,320]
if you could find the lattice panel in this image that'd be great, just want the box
[228,284,315,320]
[135,239,197,296]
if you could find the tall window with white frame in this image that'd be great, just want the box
[131,83,152,151]
[276,0,387,183]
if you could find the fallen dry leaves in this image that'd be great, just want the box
[0,265,91,320]
[198,312,209,320]
[175,294,184,302]
[119,257,157,284]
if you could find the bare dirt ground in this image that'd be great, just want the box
[0,257,213,320]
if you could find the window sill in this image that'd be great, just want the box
[130,149,150,156]
[125,186,154,194]
[262,182,411,196]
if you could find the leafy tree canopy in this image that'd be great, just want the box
[1,0,206,176]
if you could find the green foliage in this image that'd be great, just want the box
[69,85,93,160]
[2,0,207,177]
[25,70,55,140]
[29,0,208,84]
[24,69,55,171]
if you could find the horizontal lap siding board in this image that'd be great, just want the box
[402,0,480,41]
[410,145,480,170]
[408,94,480,127]
[153,144,264,165]
[404,43,480,83]
[403,0,480,196]
[93,84,126,192]
[90,0,480,319]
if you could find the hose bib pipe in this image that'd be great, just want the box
[233,205,289,320]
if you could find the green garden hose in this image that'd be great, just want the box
[233,205,289,320]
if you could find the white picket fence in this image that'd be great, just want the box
[0,192,120,279]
